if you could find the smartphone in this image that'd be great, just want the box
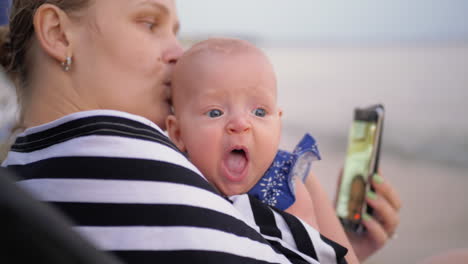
[336,104,384,233]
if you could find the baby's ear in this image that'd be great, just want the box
[166,115,186,152]
[278,108,283,118]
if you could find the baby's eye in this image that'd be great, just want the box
[252,108,267,117]
[206,109,223,118]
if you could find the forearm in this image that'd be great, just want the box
[285,177,320,230]
[305,172,360,264]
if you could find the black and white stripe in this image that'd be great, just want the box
[2,110,347,264]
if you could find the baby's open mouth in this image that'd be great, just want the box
[223,147,249,179]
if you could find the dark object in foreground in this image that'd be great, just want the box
[0,167,123,264]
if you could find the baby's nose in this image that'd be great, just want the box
[226,115,251,134]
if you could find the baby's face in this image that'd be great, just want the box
[167,50,282,196]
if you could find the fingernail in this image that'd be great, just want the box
[362,213,372,221]
[367,191,377,200]
[373,173,384,184]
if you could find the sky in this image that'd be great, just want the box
[1,1,467,41]
[177,0,468,43]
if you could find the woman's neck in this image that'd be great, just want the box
[21,78,91,128]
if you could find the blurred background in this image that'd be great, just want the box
[1,0,468,263]
[178,1,468,263]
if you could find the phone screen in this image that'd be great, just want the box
[336,105,384,232]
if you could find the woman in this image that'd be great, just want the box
[0,0,399,263]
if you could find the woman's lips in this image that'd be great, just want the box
[163,82,173,106]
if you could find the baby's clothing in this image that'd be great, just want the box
[248,133,321,210]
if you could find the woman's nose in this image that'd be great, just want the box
[162,38,184,64]
[226,115,251,134]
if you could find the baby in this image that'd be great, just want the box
[166,37,318,226]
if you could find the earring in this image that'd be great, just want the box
[61,56,72,72]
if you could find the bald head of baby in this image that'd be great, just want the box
[170,38,278,115]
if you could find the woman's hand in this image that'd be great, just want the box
[345,173,402,261]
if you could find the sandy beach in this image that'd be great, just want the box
[275,43,468,263]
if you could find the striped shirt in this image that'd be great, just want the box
[2,110,347,264]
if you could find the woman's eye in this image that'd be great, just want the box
[145,22,155,30]
[253,108,267,117]
[207,109,223,118]
[141,20,157,31]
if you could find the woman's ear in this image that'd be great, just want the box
[166,115,186,152]
[33,4,74,64]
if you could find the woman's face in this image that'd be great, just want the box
[71,0,182,128]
